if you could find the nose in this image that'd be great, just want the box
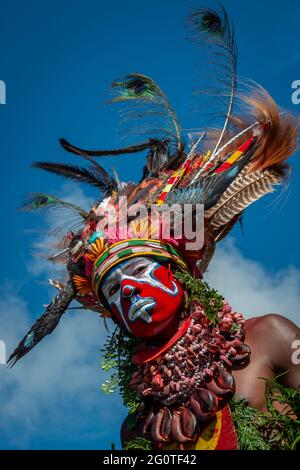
[122,284,136,298]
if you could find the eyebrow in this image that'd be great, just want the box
[123,258,147,272]
[102,258,152,293]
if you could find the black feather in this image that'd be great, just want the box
[7,281,75,367]
[146,138,170,175]
[59,138,151,157]
[187,6,237,157]
[201,152,252,210]
[32,161,117,194]
[190,8,224,35]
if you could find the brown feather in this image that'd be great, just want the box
[205,165,283,229]
[214,213,242,242]
[187,84,298,184]
[241,86,299,174]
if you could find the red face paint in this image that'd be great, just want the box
[100,257,184,339]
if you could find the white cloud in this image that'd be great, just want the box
[0,291,126,449]
[26,182,94,280]
[205,238,300,326]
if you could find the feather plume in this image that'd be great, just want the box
[146,139,170,175]
[187,7,237,160]
[60,137,172,178]
[20,192,88,219]
[201,149,255,210]
[8,281,75,367]
[240,86,299,173]
[214,213,243,242]
[110,73,181,154]
[187,83,298,197]
[165,182,203,205]
[205,165,283,229]
[59,138,151,157]
[32,162,117,195]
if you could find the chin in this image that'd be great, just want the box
[139,310,183,344]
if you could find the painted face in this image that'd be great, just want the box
[100,257,184,338]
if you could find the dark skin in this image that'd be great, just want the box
[121,314,300,445]
[233,313,300,412]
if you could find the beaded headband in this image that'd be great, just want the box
[91,238,188,299]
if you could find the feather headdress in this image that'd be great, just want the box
[9,6,298,366]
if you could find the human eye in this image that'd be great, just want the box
[108,284,120,296]
[132,264,148,276]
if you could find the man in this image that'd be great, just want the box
[99,255,300,448]
[8,5,300,451]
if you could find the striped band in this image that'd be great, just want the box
[92,238,187,295]
[156,156,194,207]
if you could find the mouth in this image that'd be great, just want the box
[128,297,156,324]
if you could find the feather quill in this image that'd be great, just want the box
[206,165,283,229]
[187,6,237,172]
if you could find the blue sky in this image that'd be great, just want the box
[0,0,300,450]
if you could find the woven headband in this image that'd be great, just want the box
[92,238,187,296]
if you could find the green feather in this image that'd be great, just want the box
[111,74,163,101]
[194,9,223,35]
[110,73,181,152]
[20,193,88,219]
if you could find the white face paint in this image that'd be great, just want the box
[101,257,180,334]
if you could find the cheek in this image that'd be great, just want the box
[152,265,173,287]
[150,280,184,322]
[110,303,124,324]
[107,291,124,317]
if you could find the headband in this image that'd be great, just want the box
[92,238,188,297]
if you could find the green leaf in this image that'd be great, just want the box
[123,438,152,450]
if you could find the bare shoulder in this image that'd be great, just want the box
[245,313,300,340]
[245,314,300,388]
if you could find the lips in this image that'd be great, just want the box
[128,297,156,323]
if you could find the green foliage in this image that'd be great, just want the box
[100,327,140,413]
[264,373,300,417]
[230,323,242,334]
[100,376,118,395]
[123,437,152,450]
[231,375,300,450]
[230,399,271,450]
[175,270,224,324]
